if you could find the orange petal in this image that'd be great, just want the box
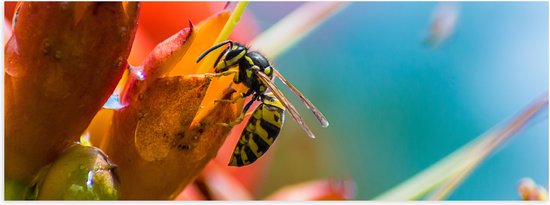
[4,18,11,46]
[90,24,195,147]
[104,75,235,199]
[104,76,207,199]
[192,162,253,200]
[265,179,356,200]
[4,2,18,21]
[150,9,246,129]
[127,25,157,66]
[138,2,225,46]
[169,10,230,77]
[126,2,228,67]
[101,8,245,199]
[175,183,207,200]
[72,2,93,26]
[139,23,195,84]
[87,109,114,147]
[5,2,139,182]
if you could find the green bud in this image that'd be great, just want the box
[5,178,29,200]
[26,144,120,200]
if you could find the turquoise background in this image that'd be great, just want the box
[247,2,548,200]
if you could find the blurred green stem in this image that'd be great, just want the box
[251,2,349,59]
[196,1,248,74]
[375,93,548,200]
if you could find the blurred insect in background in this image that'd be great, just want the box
[196,40,329,166]
[425,3,460,48]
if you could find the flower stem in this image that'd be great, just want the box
[374,93,548,200]
[251,2,348,58]
[426,93,548,200]
[196,1,248,74]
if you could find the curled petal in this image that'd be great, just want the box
[141,23,196,80]
[169,11,230,77]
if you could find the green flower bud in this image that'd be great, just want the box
[26,144,120,200]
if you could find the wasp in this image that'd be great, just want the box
[197,40,329,166]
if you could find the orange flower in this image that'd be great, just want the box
[6,2,344,200]
[97,3,259,199]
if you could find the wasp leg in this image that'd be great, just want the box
[216,94,259,128]
[186,70,239,80]
[216,111,253,127]
[205,70,238,79]
[215,93,246,104]
[215,88,254,104]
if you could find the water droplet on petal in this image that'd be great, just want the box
[86,170,95,189]
[114,57,124,68]
[119,26,127,38]
[79,131,92,146]
[42,39,51,55]
[129,65,146,81]
[103,92,127,110]
[54,50,62,60]
[5,36,25,78]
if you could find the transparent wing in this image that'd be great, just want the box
[255,71,317,139]
[273,69,329,127]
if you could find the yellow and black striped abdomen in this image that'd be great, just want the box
[229,94,285,166]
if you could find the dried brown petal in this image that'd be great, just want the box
[5,2,140,182]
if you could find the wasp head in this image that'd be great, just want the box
[214,43,248,72]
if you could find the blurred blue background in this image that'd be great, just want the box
[247,2,548,200]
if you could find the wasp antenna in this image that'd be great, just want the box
[196,40,234,63]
